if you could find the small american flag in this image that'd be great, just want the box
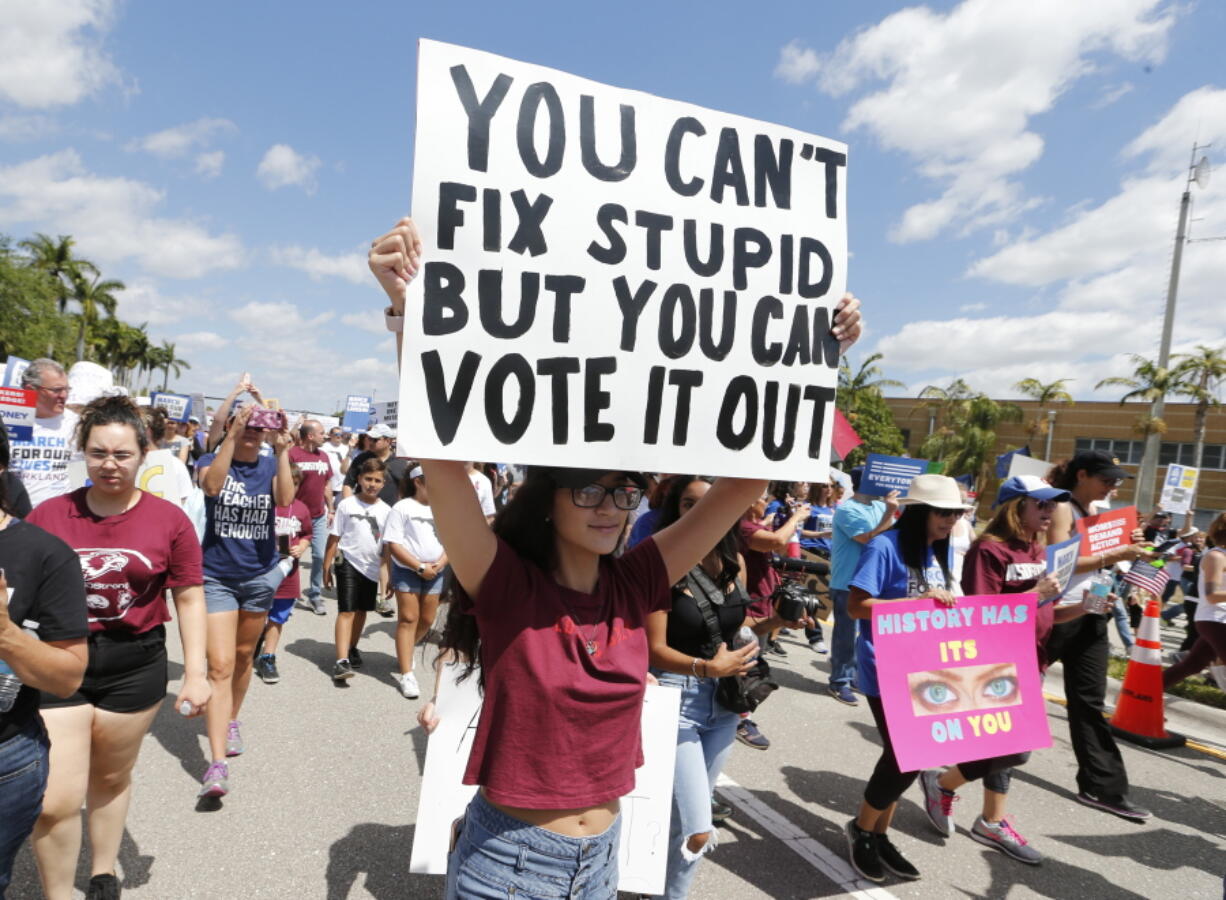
[1123,562,1170,597]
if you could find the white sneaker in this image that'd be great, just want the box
[399,671,420,699]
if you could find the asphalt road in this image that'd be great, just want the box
[8,584,1225,899]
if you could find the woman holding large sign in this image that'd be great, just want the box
[917,475,1067,865]
[371,215,861,898]
[844,474,969,884]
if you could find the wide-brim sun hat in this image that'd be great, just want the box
[897,473,973,510]
[995,474,1071,508]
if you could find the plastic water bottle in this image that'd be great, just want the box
[1084,573,1113,615]
[0,619,41,713]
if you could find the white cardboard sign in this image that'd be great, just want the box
[1007,453,1052,480]
[398,39,847,480]
[409,665,681,895]
[1159,463,1198,515]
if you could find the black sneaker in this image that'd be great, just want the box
[255,653,280,684]
[735,719,770,750]
[86,873,121,900]
[348,646,364,669]
[1076,792,1152,821]
[875,832,921,880]
[711,798,734,823]
[844,820,885,883]
[767,640,788,657]
[332,659,355,682]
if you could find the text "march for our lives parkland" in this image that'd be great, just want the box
[398,40,848,479]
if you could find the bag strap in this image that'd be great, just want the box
[685,568,726,660]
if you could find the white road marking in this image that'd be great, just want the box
[716,773,898,900]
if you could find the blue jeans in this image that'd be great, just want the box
[445,790,620,899]
[0,720,50,896]
[305,513,329,602]
[203,564,285,614]
[656,671,740,900]
[1110,597,1134,650]
[828,589,857,688]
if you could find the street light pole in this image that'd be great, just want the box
[1134,143,1210,514]
[1044,409,1057,461]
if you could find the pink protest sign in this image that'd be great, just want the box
[872,594,1051,772]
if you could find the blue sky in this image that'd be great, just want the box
[1,0,1222,412]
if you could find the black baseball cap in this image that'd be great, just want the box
[1070,449,1132,481]
[530,467,649,490]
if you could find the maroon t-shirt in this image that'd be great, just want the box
[27,488,203,635]
[738,519,780,619]
[288,446,334,519]
[459,536,670,808]
[274,499,313,600]
[961,537,1055,670]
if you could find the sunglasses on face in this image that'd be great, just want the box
[571,483,643,511]
[1033,499,1057,511]
[1097,475,1124,488]
[933,509,962,519]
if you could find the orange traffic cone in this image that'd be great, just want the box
[1109,596,1185,749]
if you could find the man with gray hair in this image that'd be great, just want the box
[12,359,80,508]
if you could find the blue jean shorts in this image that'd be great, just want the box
[391,562,446,595]
[445,791,620,899]
[204,564,285,614]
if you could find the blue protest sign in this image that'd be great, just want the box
[861,453,929,497]
[150,391,192,422]
[1043,535,1082,606]
[2,356,30,388]
[0,387,37,442]
[342,395,372,431]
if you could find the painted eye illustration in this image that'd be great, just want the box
[982,676,1018,703]
[915,680,958,710]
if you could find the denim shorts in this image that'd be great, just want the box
[391,561,445,595]
[446,791,621,899]
[204,564,285,614]
[0,719,50,894]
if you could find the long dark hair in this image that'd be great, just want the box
[894,504,952,591]
[654,475,740,589]
[435,469,565,689]
[0,425,12,516]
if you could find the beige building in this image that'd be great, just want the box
[881,398,1226,528]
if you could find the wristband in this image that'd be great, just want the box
[385,306,404,333]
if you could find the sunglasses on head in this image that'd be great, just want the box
[571,483,643,511]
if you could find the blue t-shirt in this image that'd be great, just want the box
[202,454,278,579]
[801,504,834,554]
[627,507,661,550]
[830,498,885,590]
[849,530,954,697]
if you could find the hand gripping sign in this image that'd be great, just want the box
[873,594,1052,772]
[399,40,848,480]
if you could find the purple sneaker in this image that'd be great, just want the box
[225,720,243,757]
[198,761,229,798]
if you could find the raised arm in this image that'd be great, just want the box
[203,406,252,496]
[368,217,422,366]
[418,459,497,598]
[653,477,767,586]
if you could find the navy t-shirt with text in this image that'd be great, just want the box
[203,454,278,579]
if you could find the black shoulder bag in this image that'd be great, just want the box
[685,566,778,714]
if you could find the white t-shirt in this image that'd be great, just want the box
[10,411,81,508]
[320,441,347,492]
[1195,547,1226,625]
[469,470,496,517]
[137,448,195,508]
[383,497,444,566]
[330,495,390,582]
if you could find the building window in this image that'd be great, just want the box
[1159,442,1226,471]
[1074,438,1144,465]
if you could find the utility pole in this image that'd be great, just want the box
[1134,144,1210,514]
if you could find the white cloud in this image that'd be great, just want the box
[340,312,386,335]
[113,279,182,326]
[959,302,988,313]
[173,330,227,351]
[0,0,123,108]
[194,150,224,178]
[0,114,58,141]
[228,300,332,333]
[871,87,1226,397]
[1093,81,1135,109]
[256,144,321,193]
[780,0,1177,242]
[126,117,236,158]
[774,40,820,84]
[0,149,244,278]
[270,244,367,284]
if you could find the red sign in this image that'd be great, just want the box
[832,408,863,460]
[1076,506,1137,556]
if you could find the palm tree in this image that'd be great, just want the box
[917,381,1021,487]
[1014,377,1074,455]
[19,233,97,316]
[1172,344,1226,478]
[93,320,152,388]
[71,274,124,362]
[838,352,905,403]
[155,340,190,391]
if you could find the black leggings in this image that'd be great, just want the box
[957,751,1031,794]
[864,695,919,811]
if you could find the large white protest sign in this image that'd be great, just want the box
[409,664,680,894]
[1159,464,1198,515]
[1008,453,1052,480]
[399,40,847,480]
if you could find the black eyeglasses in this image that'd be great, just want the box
[571,483,643,511]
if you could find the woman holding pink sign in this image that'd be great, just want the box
[844,473,970,884]
[917,475,1067,866]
